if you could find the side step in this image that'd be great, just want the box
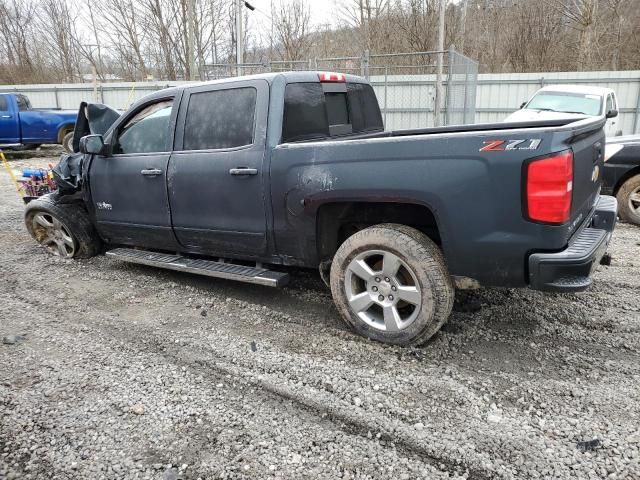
[105,248,289,287]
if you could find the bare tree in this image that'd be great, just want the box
[547,0,599,70]
[2,0,640,85]
[272,0,311,61]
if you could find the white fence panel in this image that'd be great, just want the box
[1,70,639,134]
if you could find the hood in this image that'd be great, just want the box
[504,109,588,123]
[33,108,78,116]
[605,134,640,146]
[71,102,120,153]
[604,135,640,162]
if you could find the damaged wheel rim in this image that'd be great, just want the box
[31,212,75,257]
[344,249,422,332]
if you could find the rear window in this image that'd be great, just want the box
[326,92,349,126]
[282,81,383,143]
[347,83,384,132]
[282,83,329,143]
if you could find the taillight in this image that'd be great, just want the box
[318,72,346,82]
[525,150,573,224]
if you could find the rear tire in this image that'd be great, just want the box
[62,131,74,153]
[330,224,454,346]
[25,194,101,258]
[616,174,640,226]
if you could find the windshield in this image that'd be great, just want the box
[526,91,602,116]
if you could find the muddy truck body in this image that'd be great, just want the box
[26,72,617,346]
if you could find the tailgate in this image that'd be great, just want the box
[567,123,605,226]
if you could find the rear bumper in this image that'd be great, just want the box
[528,195,617,292]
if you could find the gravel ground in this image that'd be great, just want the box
[1,157,639,480]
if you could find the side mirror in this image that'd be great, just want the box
[520,101,527,109]
[79,134,107,155]
[606,109,618,119]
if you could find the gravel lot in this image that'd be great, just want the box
[1,155,639,480]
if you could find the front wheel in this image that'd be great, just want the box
[62,131,74,153]
[25,194,101,258]
[616,174,640,226]
[330,224,454,346]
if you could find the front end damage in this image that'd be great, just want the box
[52,102,120,194]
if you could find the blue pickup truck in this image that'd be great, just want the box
[0,93,77,151]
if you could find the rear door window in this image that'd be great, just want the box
[182,87,257,150]
[0,96,7,111]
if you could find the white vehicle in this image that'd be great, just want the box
[505,85,621,137]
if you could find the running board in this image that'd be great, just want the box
[105,248,289,287]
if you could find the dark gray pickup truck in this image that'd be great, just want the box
[25,71,617,346]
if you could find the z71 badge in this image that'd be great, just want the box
[480,139,542,152]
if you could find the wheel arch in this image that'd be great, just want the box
[315,200,444,264]
[613,165,640,195]
[57,122,75,143]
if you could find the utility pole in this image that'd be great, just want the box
[236,0,244,76]
[187,0,197,80]
[434,0,445,127]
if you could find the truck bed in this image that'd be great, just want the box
[271,115,607,288]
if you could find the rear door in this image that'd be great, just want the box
[0,95,20,143]
[89,97,179,250]
[168,79,269,256]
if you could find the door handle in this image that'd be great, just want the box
[229,167,258,176]
[1,115,11,118]
[141,168,162,176]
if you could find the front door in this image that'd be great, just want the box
[0,94,19,143]
[168,80,269,257]
[89,97,179,250]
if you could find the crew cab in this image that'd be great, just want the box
[25,72,617,346]
[0,93,77,151]
[505,85,621,137]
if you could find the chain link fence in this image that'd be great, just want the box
[202,49,479,129]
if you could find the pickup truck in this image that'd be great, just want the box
[0,93,77,151]
[604,135,640,225]
[505,85,621,137]
[24,71,617,346]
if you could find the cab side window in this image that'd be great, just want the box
[113,99,173,154]
[0,96,7,111]
[182,87,257,150]
[16,95,31,111]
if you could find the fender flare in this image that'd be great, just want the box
[57,122,76,143]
